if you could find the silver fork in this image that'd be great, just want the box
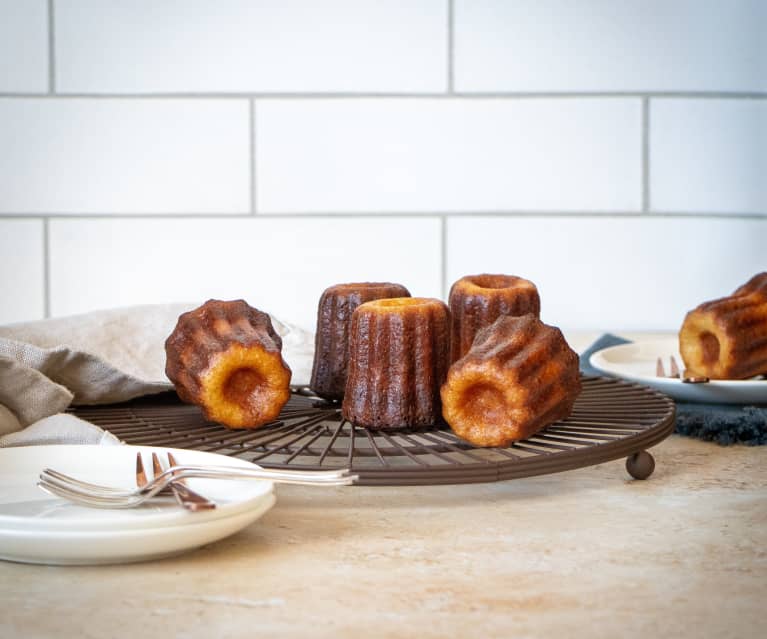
[38,462,356,509]
[142,452,216,512]
[656,355,709,384]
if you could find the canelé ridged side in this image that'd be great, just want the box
[733,272,767,299]
[165,299,291,428]
[342,297,450,429]
[310,282,410,399]
[448,274,540,362]
[441,314,581,447]
[679,289,767,379]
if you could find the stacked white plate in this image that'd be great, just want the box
[590,337,767,404]
[0,445,275,565]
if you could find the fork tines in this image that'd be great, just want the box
[656,355,681,379]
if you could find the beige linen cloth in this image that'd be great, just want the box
[0,304,315,447]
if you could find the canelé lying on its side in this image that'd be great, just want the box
[165,299,291,428]
[679,273,767,380]
[441,314,581,447]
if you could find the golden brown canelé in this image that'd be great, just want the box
[448,274,541,362]
[679,274,767,380]
[310,282,411,400]
[342,297,450,429]
[441,314,581,447]
[165,299,292,428]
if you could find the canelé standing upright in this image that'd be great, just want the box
[310,282,411,399]
[448,274,540,362]
[342,297,450,429]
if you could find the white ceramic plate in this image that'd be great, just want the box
[589,337,767,404]
[0,445,275,565]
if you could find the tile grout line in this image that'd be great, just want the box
[440,216,448,299]
[0,211,765,220]
[642,97,650,212]
[42,218,51,318]
[249,99,256,214]
[447,0,454,93]
[47,0,55,93]
[1,92,766,100]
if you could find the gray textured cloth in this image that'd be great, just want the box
[0,304,315,446]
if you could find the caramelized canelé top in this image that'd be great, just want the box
[321,282,410,297]
[451,274,538,295]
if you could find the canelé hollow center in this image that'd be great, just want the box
[465,274,528,290]
[699,331,720,364]
[223,367,267,405]
[459,382,507,424]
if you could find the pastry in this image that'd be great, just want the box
[441,314,581,447]
[342,297,450,429]
[165,299,291,428]
[679,275,767,380]
[310,282,410,400]
[448,273,540,362]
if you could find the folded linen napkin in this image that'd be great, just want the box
[581,334,767,446]
[0,304,315,447]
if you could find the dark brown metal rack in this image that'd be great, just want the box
[72,376,674,486]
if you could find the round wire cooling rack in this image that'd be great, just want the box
[71,376,675,486]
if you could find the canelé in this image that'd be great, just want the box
[679,275,767,379]
[310,282,410,400]
[441,314,580,447]
[165,299,291,428]
[448,274,540,362]
[342,297,450,429]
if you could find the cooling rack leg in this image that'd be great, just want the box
[626,450,655,480]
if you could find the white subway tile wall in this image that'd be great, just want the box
[0,99,250,214]
[0,220,44,324]
[0,1,764,330]
[48,218,442,332]
[455,0,767,93]
[651,99,767,214]
[257,99,641,213]
[55,0,448,94]
[0,0,48,93]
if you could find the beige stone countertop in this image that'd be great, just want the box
[1,332,765,639]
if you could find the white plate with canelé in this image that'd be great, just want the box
[589,337,767,404]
